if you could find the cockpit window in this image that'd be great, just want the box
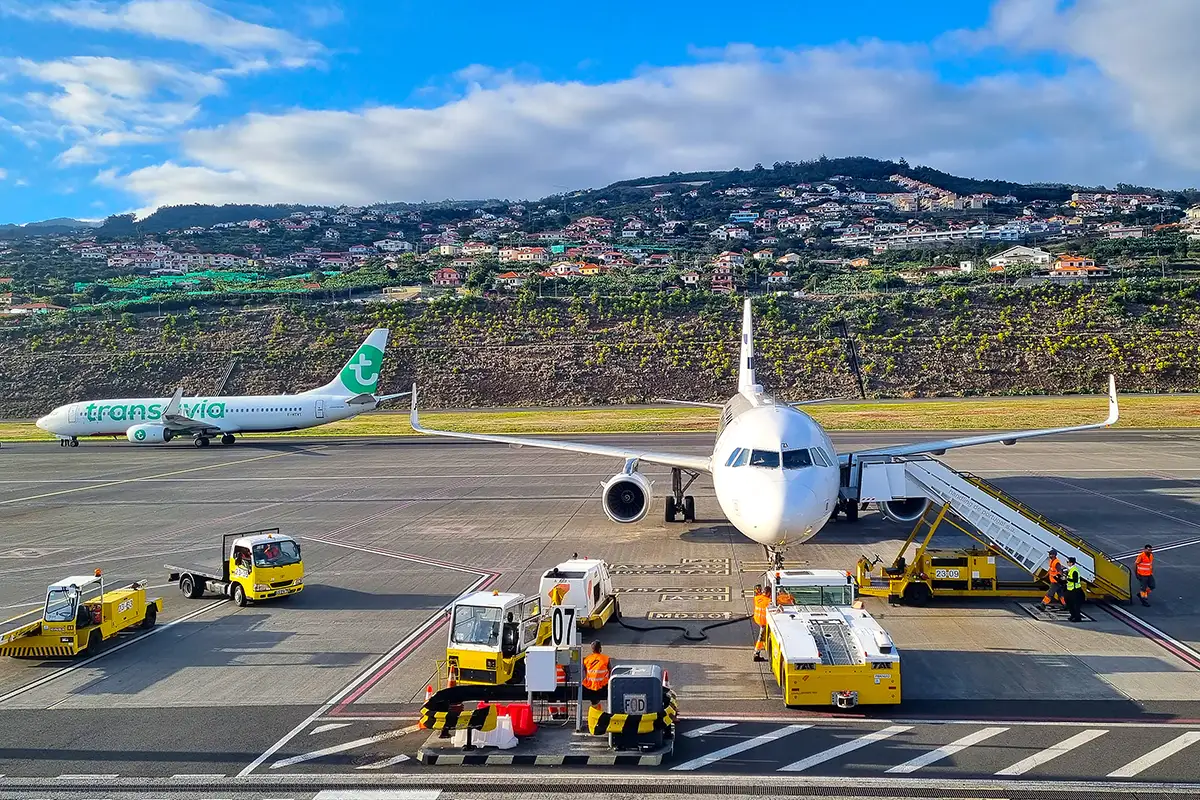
[782,448,813,469]
[812,447,833,467]
[748,449,780,468]
[732,448,750,467]
[725,448,743,467]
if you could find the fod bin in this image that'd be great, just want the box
[607,663,665,750]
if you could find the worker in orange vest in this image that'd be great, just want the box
[1135,544,1155,607]
[752,584,770,662]
[581,640,611,708]
[1039,549,1067,611]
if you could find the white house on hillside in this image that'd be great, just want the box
[986,246,1051,268]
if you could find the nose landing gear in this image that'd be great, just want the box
[665,468,699,523]
[59,438,79,448]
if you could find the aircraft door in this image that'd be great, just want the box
[67,405,77,423]
[315,399,325,419]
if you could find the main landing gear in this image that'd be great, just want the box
[58,437,79,448]
[831,498,860,522]
[665,468,698,523]
[220,434,236,446]
[193,435,210,448]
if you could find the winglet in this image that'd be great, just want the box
[409,383,425,433]
[1106,373,1119,427]
[163,387,184,417]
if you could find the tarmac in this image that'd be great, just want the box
[1,428,1200,797]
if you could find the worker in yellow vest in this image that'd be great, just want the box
[582,640,611,708]
[752,584,770,662]
[1065,556,1085,622]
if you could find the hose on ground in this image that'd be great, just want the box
[613,600,751,642]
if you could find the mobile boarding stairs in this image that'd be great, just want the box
[846,454,1132,606]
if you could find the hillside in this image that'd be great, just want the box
[2,285,1198,419]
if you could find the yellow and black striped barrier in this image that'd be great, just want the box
[420,703,498,733]
[0,644,76,657]
[587,695,678,735]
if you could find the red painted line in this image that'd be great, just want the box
[1100,603,1200,671]
[331,615,450,714]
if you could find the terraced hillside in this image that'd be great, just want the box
[2,284,1199,418]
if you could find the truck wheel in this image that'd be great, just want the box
[141,606,157,630]
[180,574,202,599]
[82,629,102,657]
[231,583,248,607]
[903,582,933,607]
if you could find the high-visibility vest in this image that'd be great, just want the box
[776,590,795,606]
[753,593,770,626]
[1047,556,1063,580]
[1136,552,1154,576]
[582,653,610,690]
[1066,565,1083,592]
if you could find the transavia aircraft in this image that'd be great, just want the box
[411,299,1119,562]
[37,328,407,448]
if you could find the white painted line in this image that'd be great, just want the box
[356,753,412,770]
[0,599,227,706]
[670,724,811,771]
[310,722,353,735]
[780,725,913,772]
[170,773,227,779]
[886,726,1009,774]
[314,791,441,800]
[55,773,118,779]
[271,726,415,769]
[1108,731,1200,778]
[995,729,1108,776]
[684,722,736,739]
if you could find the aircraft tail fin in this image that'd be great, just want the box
[304,328,390,397]
[738,298,759,393]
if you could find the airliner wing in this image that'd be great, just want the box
[409,387,711,473]
[159,387,223,434]
[854,375,1119,458]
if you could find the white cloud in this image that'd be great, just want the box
[0,167,7,180]
[5,0,322,65]
[113,37,1196,211]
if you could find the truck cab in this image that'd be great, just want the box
[229,532,305,602]
[447,591,551,685]
[539,558,617,630]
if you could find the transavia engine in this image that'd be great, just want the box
[877,497,930,523]
[601,471,653,523]
[126,424,174,444]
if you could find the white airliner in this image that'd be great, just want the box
[411,299,1119,561]
[36,328,407,448]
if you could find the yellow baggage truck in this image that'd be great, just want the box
[167,528,304,607]
[0,572,162,658]
[760,569,900,709]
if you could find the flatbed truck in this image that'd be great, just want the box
[0,571,162,658]
[167,528,304,607]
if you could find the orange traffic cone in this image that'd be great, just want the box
[662,669,671,690]
[447,664,458,688]
[424,684,433,703]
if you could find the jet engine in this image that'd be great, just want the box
[877,497,930,523]
[601,471,653,524]
[126,424,173,444]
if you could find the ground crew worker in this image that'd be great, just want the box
[1065,556,1085,622]
[1135,544,1155,607]
[582,640,611,708]
[1039,549,1066,611]
[752,584,770,662]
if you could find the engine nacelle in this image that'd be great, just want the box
[601,471,653,524]
[877,497,931,523]
[126,424,173,444]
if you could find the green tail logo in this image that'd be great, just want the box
[340,343,383,394]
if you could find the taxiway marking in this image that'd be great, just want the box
[780,725,913,772]
[995,728,1108,775]
[270,727,415,769]
[0,450,308,507]
[886,726,1009,774]
[1108,731,1200,778]
[670,724,811,771]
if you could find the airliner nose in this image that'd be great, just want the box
[35,415,50,431]
[737,474,819,546]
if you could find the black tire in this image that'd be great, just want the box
[141,606,157,629]
[231,583,248,607]
[221,434,235,445]
[70,439,79,448]
[683,495,696,522]
[664,496,677,523]
[844,500,859,522]
[903,582,933,607]
[83,629,101,657]
[180,574,203,599]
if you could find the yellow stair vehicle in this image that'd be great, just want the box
[446,590,551,686]
[854,456,1131,605]
[167,528,304,607]
[760,569,900,709]
[0,572,162,658]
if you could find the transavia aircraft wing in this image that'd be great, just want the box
[853,375,1119,458]
[160,387,221,434]
[409,386,711,473]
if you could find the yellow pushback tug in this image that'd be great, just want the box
[0,571,162,658]
[761,569,900,709]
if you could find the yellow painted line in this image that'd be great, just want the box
[0,607,41,626]
[0,449,319,507]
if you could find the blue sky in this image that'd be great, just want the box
[0,0,1198,224]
